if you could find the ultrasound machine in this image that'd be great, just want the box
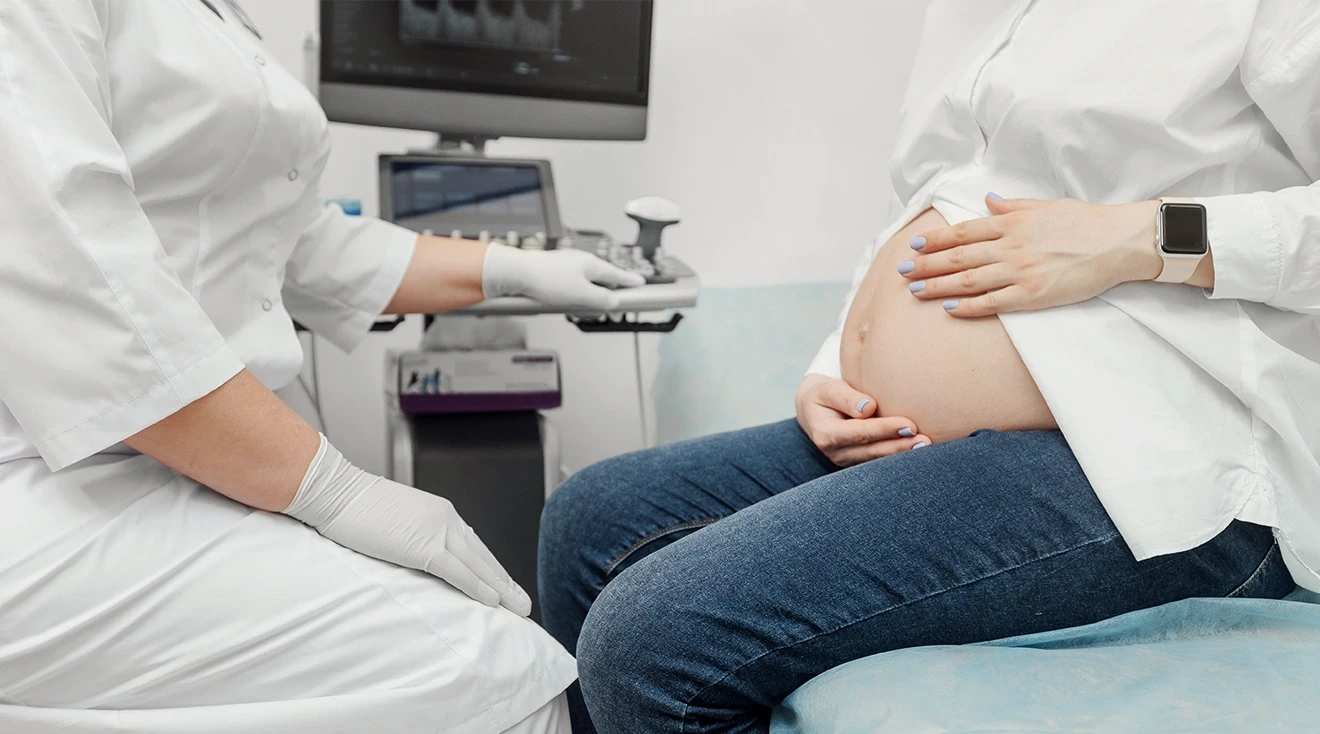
[313,1,692,618]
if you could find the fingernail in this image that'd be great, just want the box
[898,427,915,437]
[897,260,915,274]
[912,441,929,449]
[909,236,926,250]
[942,299,958,310]
[987,191,1004,201]
[855,398,870,414]
[909,281,926,293]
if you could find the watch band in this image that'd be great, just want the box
[1155,197,1205,284]
[1155,253,1201,284]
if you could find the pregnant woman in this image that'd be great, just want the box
[538,2,1320,732]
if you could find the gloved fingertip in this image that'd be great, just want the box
[506,592,533,617]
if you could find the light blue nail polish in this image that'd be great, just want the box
[909,236,926,250]
[942,299,958,310]
[909,281,926,293]
[987,191,1004,201]
[912,441,929,449]
[898,427,915,437]
[855,398,870,414]
[897,260,915,275]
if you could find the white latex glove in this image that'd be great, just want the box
[482,244,646,311]
[284,434,532,616]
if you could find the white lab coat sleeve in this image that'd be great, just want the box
[1197,2,1320,314]
[0,0,245,471]
[281,204,418,353]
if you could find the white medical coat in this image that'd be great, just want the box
[0,1,575,730]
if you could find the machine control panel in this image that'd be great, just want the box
[379,154,691,285]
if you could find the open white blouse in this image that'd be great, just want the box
[810,0,1320,591]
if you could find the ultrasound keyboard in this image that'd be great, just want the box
[556,229,694,285]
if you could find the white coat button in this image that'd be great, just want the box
[255,56,266,66]
[287,169,299,181]
[261,299,273,311]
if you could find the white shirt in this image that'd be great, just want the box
[809,0,1320,591]
[0,0,417,471]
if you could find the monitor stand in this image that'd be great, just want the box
[408,133,496,157]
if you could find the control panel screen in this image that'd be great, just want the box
[388,160,550,238]
[321,1,651,106]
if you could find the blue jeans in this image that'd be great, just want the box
[538,420,1293,733]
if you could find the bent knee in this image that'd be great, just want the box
[576,563,686,716]
[542,457,630,557]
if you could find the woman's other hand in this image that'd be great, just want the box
[899,195,1165,317]
[795,374,930,467]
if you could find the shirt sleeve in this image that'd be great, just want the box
[0,0,245,471]
[1197,2,1320,313]
[281,204,418,353]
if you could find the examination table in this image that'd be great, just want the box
[654,283,1320,733]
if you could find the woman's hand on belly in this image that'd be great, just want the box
[839,208,1057,441]
[901,195,1166,317]
[795,374,930,467]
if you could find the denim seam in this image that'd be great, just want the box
[605,518,721,578]
[1226,541,1279,598]
[678,531,1122,730]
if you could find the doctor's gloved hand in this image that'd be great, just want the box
[795,374,930,467]
[283,435,532,616]
[482,244,645,311]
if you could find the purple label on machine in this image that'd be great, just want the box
[400,391,562,414]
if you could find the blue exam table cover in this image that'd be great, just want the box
[656,285,1320,732]
[770,589,1320,733]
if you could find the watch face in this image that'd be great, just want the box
[1161,203,1209,255]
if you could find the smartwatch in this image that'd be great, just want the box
[1154,197,1209,283]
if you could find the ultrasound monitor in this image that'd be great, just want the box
[318,1,653,141]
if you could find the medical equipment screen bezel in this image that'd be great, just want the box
[377,154,564,241]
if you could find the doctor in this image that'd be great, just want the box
[0,1,642,732]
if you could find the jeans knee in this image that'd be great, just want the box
[576,565,674,722]
[538,455,648,629]
[540,459,620,572]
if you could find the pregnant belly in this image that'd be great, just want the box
[840,208,1056,443]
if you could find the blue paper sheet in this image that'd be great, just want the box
[771,590,1320,733]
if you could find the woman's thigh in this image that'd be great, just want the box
[0,455,574,734]
[576,429,1291,734]
[538,418,836,623]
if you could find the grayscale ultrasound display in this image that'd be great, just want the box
[400,1,563,52]
[322,1,650,105]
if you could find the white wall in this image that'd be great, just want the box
[245,0,927,476]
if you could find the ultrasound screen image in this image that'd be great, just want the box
[322,0,650,105]
[400,1,564,52]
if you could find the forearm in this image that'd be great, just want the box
[125,370,320,512]
[383,234,489,315]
